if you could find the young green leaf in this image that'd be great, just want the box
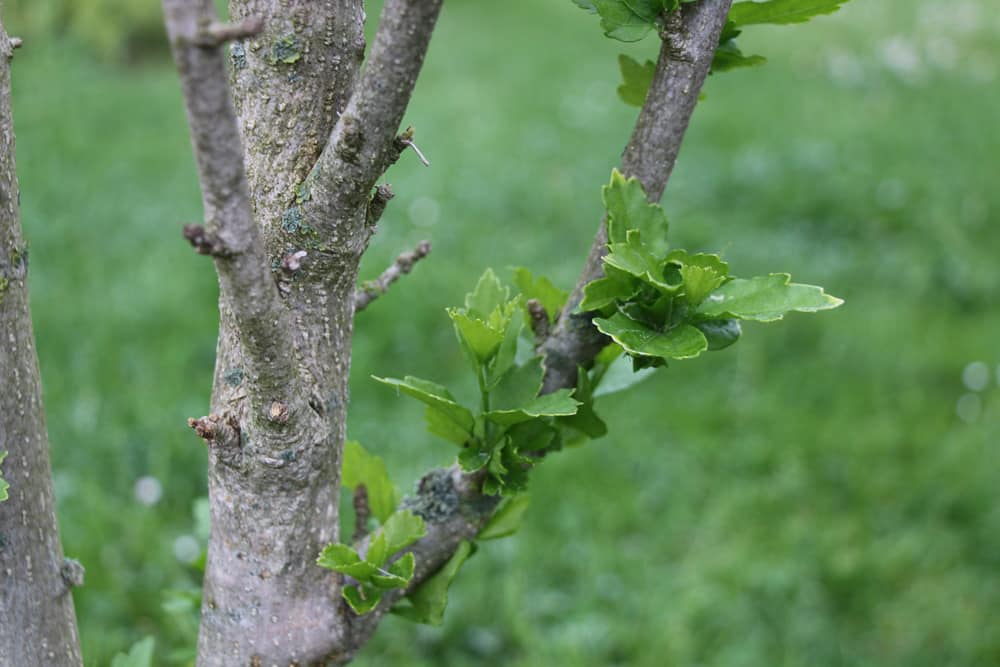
[373,376,476,438]
[603,169,669,255]
[379,510,427,558]
[110,637,155,667]
[371,552,416,589]
[591,352,657,397]
[0,451,8,502]
[680,264,727,306]
[594,312,708,361]
[448,309,505,364]
[697,273,843,321]
[728,0,852,26]
[580,270,638,312]
[465,268,509,319]
[617,54,656,107]
[479,495,531,541]
[592,0,654,42]
[712,40,767,72]
[511,267,568,323]
[343,584,382,615]
[485,390,581,426]
[342,441,399,523]
[316,543,380,580]
[393,540,476,626]
[490,357,545,412]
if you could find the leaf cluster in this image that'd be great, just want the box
[317,509,427,614]
[376,270,581,496]
[582,170,842,368]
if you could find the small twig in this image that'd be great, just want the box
[354,240,432,313]
[526,299,550,343]
[400,138,430,167]
[60,559,85,591]
[187,414,242,465]
[276,250,308,294]
[352,485,371,542]
[182,223,230,257]
[193,16,264,48]
[9,37,23,50]
[366,184,395,228]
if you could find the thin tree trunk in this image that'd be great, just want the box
[0,20,84,667]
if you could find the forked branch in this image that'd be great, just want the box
[162,0,300,412]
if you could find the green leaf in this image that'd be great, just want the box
[425,407,473,446]
[592,353,657,397]
[317,543,380,580]
[487,301,523,386]
[594,312,708,361]
[728,0,852,26]
[479,495,531,540]
[0,451,8,502]
[465,268,509,319]
[343,584,382,615]
[379,510,427,559]
[393,540,476,626]
[373,376,475,440]
[593,0,655,42]
[697,273,843,322]
[490,357,544,412]
[694,318,743,350]
[579,270,638,312]
[485,390,581,426]
[342,441,399,523]
[511,267,568,323]
[603,169,669,255]
[448,309,504,364]
[680,264,727,306]
[371,552,416,589]
[111,637,155,667]
[617,54,656,107]
[712,40,767,73]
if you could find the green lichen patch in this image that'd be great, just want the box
[230,43,247,70]
[223,367,244,387]
[281,206,304,233]
[401,469,460,524]
[268,35,302,65]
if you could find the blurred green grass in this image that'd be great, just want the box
[6,0,1000,664]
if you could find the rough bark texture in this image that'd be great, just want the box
[0,21,84,667]
[540,0,733,393]
[164,0,443,663]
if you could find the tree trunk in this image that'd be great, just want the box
[0,20,84,667]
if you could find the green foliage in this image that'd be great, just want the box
[0,451,7,502]
[573,0,699,42]
[617,55,656,107]
[511,267,568,324]
[478,494,531,541]
[342,440,401,523]
[728,0,852,26]
[110,637,155,667]
[317,510,426,615]
[376,270,582,496]
[585,170,841,367]
[393,541,477,626]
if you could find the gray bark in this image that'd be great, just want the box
[0,21,84,667]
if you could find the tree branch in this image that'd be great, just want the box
[354,240,432,312]
[540,0,733,393]
[304,0,444,245]
[0,18,83,666]
[162,0,302,418]
[343,0,734,646]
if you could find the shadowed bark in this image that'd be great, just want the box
[0,19,83,667]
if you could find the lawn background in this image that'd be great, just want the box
[5,0,1000,664]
